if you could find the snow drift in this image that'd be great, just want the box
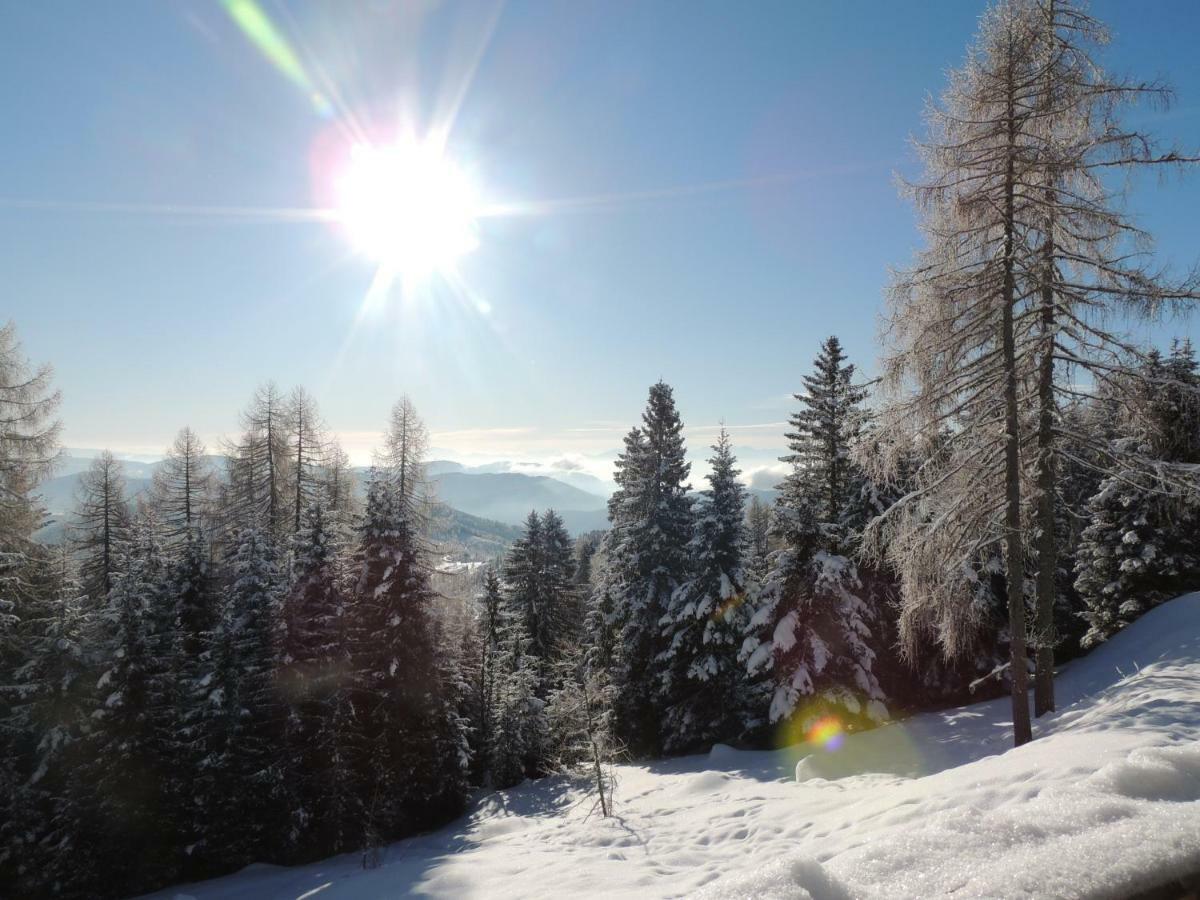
[144,592,1200,900]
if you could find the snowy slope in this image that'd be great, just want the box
[145,593,1200,900]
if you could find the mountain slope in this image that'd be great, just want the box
[144,593,1200,900]
[429,471,608,534]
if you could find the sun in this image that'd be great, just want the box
[335,140,480,278]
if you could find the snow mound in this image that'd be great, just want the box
[142,592,1200,900]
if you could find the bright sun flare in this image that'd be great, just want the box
[335,141,480,278]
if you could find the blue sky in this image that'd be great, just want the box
[3,0,1199,481]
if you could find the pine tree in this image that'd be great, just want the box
[594,382,693,756]
[660,429,752,752]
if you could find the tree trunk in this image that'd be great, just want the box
[1034,214,1058,718]
[1002,43,1033,747]
[1033,0,1058,719]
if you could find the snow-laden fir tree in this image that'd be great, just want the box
[503,508,579,675]
[1076,344,1200,645]
[278,502,357,857]
[347,470,468,837]
[488,610,546,787]
[593,382,693,756]
[746,494,772,584]
[475,566,505,783]
[745,339,887,731]
[660,428,753,752]
[197,527,285,866]
[85,521,178,894]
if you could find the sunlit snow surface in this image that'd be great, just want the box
[144,593,1200,900]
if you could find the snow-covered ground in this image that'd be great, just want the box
[146,593,1200,900]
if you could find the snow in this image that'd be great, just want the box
[141,593,1200,900]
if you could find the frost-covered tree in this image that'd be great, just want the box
[489,611,546,787]
[866,0,1200,742]
[660,429,751,751]
[381,395,430,528]
[594,382,693,756]
[287,386,327,537]
[544,647,620,817]
[225,383,291,539]
[73,450,131,604]
[0,322,61,891]
[152,427,212,546]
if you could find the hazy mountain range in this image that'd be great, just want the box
[37,451,778,549]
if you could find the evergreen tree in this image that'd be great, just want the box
[86,522,177,894]
[1076,343,1200,645]
[660,429,752,752]
[746,494,772,584]
[279,502,357,857]
[503,508,579,676]
[198,528,285,865]
[745,344,887,731]
[347,472,468,838]
[475,566,505,784]
[784,337,868,548]
[594,382,693,756]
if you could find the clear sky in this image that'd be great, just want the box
[3,0,1199,482]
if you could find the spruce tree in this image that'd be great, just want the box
[746,343,887,731]
[279,502,356,857]
[594,382,693,756]
[660,429,752,752]
[347,472,468,838]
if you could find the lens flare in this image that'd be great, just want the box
[221,0,332,117]
[807,715,845,751]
